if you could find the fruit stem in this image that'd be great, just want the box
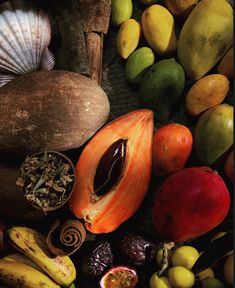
[157,242,175,277]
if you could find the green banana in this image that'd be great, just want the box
[7,226,76,287]
[0,259,60,288]
[3,252,44,272]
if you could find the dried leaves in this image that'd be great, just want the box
[16,151,75,213]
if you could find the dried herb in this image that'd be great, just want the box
[16,150,75,214]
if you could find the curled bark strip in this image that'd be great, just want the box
[47,219,86,256]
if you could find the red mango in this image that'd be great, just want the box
[152,167,230,242]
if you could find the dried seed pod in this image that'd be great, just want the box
[46,219,86,256]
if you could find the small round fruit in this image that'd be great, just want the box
[197,268,215,280]
[125,47,155,85]
[150,272,172,288]
[168,266,195,288]
[223,254,233,285]
[153,124,193,176]
[111,0,133,26]
[202,278,224,288]
[171,246,199,270]
[100,266,138,288]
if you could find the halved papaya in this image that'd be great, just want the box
[69,110,154,233]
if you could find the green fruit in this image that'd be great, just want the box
[202,278,225,288]
[111,0,133,26]
[139,58,185,121]
[194,104,233,165]
[168,266,195,288]
[150,272,172,288]
[171,246,199,270]
[125,47,155,85]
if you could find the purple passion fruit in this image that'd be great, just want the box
[100,266,138,288]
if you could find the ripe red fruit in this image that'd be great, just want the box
[152,167,231,242]
[153,123,193,176]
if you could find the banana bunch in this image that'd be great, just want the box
[0,226,76,288]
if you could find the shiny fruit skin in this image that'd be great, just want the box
[168,266,195,288]
[150,272,172,288]
[202,278,225,288]
[117,19,141,59]
[153,124,193,176]
[224,150,233,183]
[152,167,230,242]
[185,74,229,117]
[194,104,233,166]
[223,254,233,286]
[171,246,199,270]
[111,0,133,26]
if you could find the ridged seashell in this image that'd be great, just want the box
[0,0,55,87]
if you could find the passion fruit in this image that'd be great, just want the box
[100,266,138,288]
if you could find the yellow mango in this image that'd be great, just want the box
[141,4,177,55]
[217,47,233,79]
[164,0,199,18]
[117,19,141,59]
[177,0,233,81]
[186,74,229,117]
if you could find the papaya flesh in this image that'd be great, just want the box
[69,110,154,234]
[152,167,231,242]
[194,104,233,166]
[177,0,233,81]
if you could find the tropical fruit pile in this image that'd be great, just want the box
[0,0,233,287]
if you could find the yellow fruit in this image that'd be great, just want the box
[7,226,76,287]
[168,266,195,288]
[141,4,177,55]
[224,254,233,286]
[165,0,199,18]
[171,246,199,270]
[0,259,59,288]
[150,272,172,288]
[217,47,233,79]
[197,268,215,280]
[111,0,133,26]
[117,19,141,59]
[185,74,229,117]
[177,0,233,81]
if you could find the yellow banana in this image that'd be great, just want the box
[3,252,43,272]
[7,226,76,287]
[0,259,60,288]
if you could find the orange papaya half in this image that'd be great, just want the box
[69,109,154,233]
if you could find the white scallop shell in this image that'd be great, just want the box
[0,0,55,87]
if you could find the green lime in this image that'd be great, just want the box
[125,47,155,85]
[111,0,133,26]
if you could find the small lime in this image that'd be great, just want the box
[125,47,155,85]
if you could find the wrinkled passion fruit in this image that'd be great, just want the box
[100,266,138,288]
[117,233,156,267]
[81,241,113,278]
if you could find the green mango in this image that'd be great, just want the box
[139,58,185,121]
[194,104,233,165]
